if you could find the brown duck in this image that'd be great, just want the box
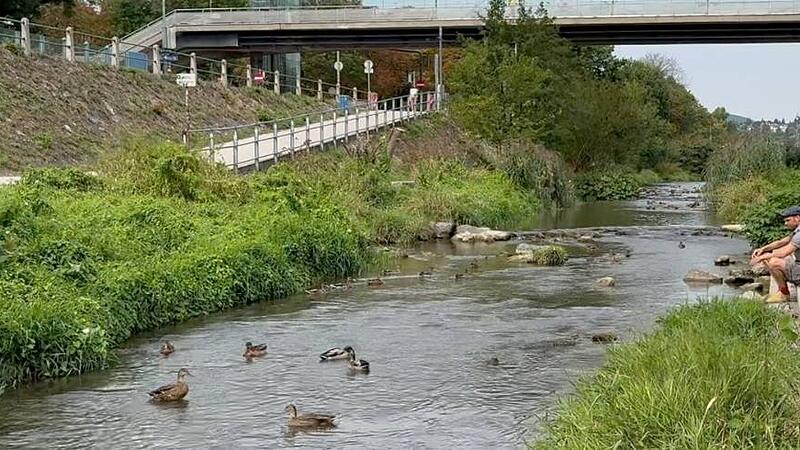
[243,342,268,358]
[285,404,336,428]
[148,368,191,402]
[160,341,175,356]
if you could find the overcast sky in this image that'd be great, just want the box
[615,43,800,121]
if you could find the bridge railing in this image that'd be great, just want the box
[0,16,367,101]
[187,91,443,172]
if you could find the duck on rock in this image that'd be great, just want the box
[346,347,370,372]
[148,368,191,402]
[243,342,268,359]
[285,404,336,428]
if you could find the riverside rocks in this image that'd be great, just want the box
[431,222,456,239]
[596,277,616,287]
[683,270,723,284]
[451,225,513,243]
[721,224,745,233]
[724,269,756,286]
[714,255,733,266]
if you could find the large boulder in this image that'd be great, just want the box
[452,225,513,243]
[683,270,723,284]
[431,222,456,239]
[724,269,756,285]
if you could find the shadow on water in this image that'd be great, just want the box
[0,182,751,448]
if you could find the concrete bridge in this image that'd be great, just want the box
[121,0,800,55]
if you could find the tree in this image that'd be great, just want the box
[1,0,73,20]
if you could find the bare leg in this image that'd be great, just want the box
[767,257,789,294]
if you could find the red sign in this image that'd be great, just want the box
[253,70,265,83]
[414,80,426,88]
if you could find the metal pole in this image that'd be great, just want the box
[209,131,215,161]
[336,51,341,99]
[344,108,349,143]
[319,113,324,147]
[290,120,295,159]
[162,0,167,48]
[332,111,338,145]
[273,122,278,163]
[305,116,310,153]
[184,86,190,145]
[233,128,239,173]
[355,106,360,136]
[438,25,444,110]
[254,126,260,171]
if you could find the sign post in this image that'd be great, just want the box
[363,59,374,108]
[334,52,343,99]
[176,73,197,145]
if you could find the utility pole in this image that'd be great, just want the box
[437,26,444,110]
[162,0,167,48]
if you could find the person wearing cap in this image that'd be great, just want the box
[750,205,800,303]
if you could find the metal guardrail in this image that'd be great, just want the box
[0,16,367,98]
[189,91,442,172]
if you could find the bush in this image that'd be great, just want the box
[574,169,643,201]
[632,169,661,186]
[705,134,785,191]
[536,299,800,449]
[531,245,567,266]
[741,171,800,246]
[20,167,101,192]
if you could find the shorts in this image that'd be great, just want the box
[785,257,800,283]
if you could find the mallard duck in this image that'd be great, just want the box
[319,346,351,361]
[243,342,268,358]
[678,241,686,249]
[148,368,191,402]
[160,341,175,356]
[367,278,384,287]
[346,347,370,372]
[285,404,336,428]
[454,273,465,280]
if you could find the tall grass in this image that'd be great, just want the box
[535,299,800,448]
[0,139,543,392]
[705,134,785,192]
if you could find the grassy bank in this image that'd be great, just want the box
[0,138,540,392]
[534,299,800,448]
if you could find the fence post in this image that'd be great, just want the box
[151,44,161,75]
[189,52,197,75]
[83,41,90,63]
[295,77,302,96]
[317,79,323,100]
[20,18,31,56]
[64,27,74,62]
[344,108,349,143]
[220,59,228,87]
[233,128,239,173]
[332,111,338,145]
[273,70,280,95]
[272,122,278,163]
[319,113,324,147]
[111,37,119,68]
[209,131,215,161]
[305,116,310,152]
[352,87,358,101]
[355,106,360,136]
[290,120,295,159]
[254,125,260,171]
[246,64,253,87]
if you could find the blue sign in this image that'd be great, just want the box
[338,95,350,110]
[162,52,179,62]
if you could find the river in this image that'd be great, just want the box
[0,182,751,449]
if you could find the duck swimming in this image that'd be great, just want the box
[285,404,336,428]
[319,346,351,361]
[148,368,191,402]
[346,347,370,372]
[243,342,268,358]
[160,341,175,356]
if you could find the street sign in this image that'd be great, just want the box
[363,59,374,74]
[176,73,196,87]
[333,61,343,71]
[415,80,426,88]
[253,70,265,83]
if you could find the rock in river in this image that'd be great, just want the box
[431,222,456,239]
[451,225,513,243]
[591,333,618,343]
[714,255,733,266]
[683,270,722,284]
[596,276,616,287]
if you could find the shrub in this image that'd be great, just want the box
[531,245,567,266]
[20,167,101,192]
[632,169,661,186]
[741,171,800,246]
[574,169,642,201]
[536,299,800,449]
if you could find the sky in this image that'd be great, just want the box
[614,43,800,121]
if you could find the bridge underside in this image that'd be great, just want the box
[175,18,800,54]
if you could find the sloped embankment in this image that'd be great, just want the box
[0,48,327,173]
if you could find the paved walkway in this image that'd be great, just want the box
[209,105,433,170]
[0,176,19,185]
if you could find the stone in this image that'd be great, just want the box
[714,255,733,266]
[752,264,770,277]
[721,224,745,233]
[741,291,763,300]
[724,269,755,285]
[591,333,618,343]
[683,270,723,284]
[452,225,513,243]
[596,276,616,287]
[578,235,595,243]
[740,282,764,293]
[431,222,456,239]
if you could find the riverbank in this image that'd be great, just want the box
[534,299,800,448]
[0,139,540,392]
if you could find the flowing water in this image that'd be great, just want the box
[0,182,751,449]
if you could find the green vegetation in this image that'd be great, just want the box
[0,136,540,392]
[536,299,800,448]
[530,246,567,266]
[448,1,724,198]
